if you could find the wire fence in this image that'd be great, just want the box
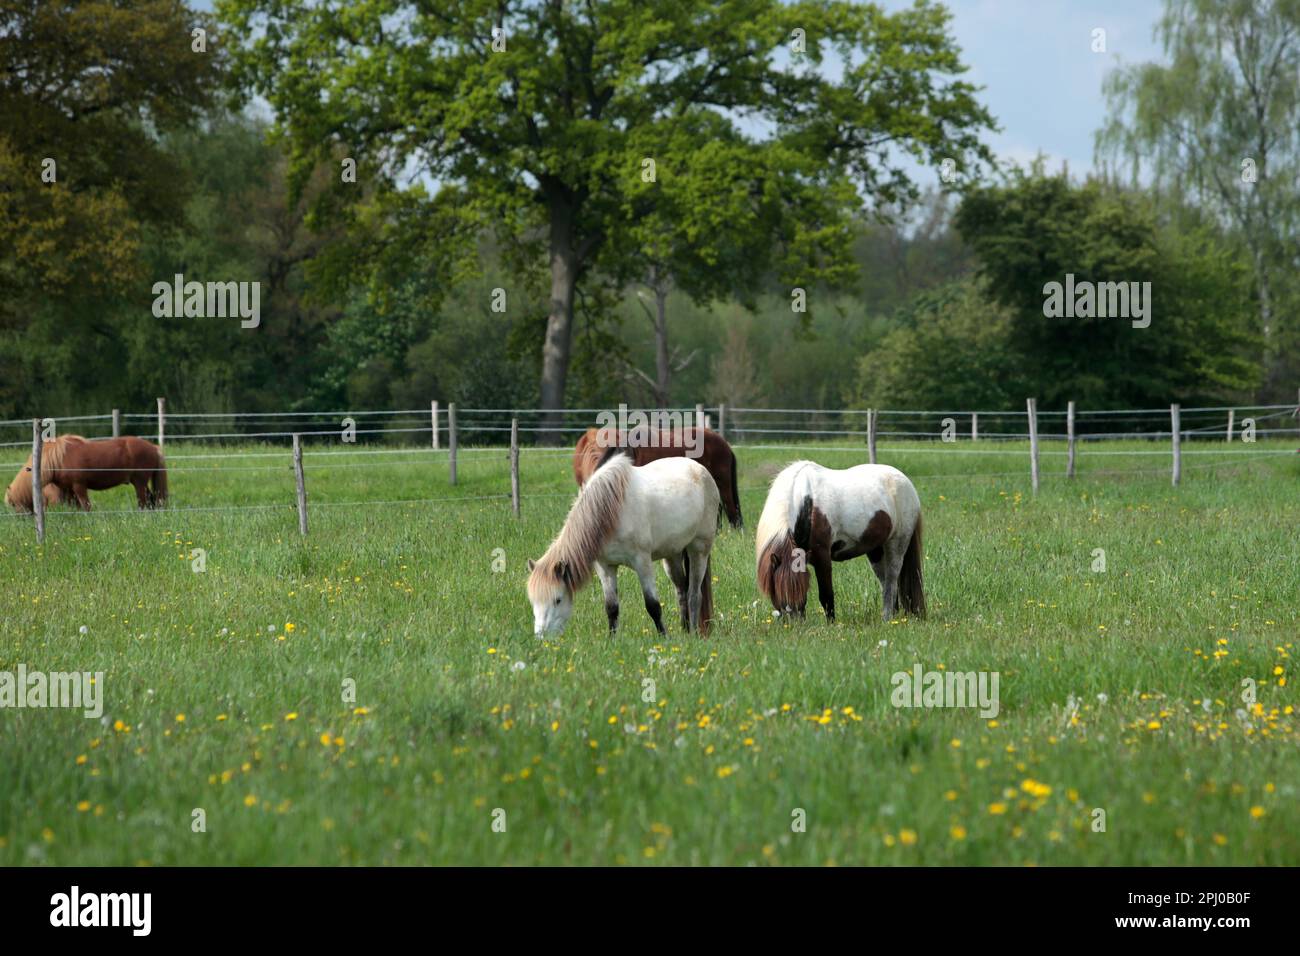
[3,400,1299,448]
[2,399,1296,534]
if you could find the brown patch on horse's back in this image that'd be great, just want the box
[830,509,893,563]
[863,510,892,549]
[810,503,833,550]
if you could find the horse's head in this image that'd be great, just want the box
[757,532,810,617]
[526,557,575,636]
[4,464,34,513]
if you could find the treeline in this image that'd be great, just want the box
[1,1,1294,423]
[2,112,1274,418]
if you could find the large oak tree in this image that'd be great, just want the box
[220,0,995,437]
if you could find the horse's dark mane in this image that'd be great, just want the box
[756,531,811,610]
[595,444,633,471]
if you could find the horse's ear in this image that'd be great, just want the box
[555,561,572,584]
[526,558,536,572]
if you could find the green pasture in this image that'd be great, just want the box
[0,437,1296,864]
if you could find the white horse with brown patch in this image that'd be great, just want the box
[528,450,718,636]
[756,460,925,623]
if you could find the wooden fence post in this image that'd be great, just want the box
[510,418,520,519]
[971,412,978,442]
[718,403,726,439]
[1171,404,1181,487]
[112,408,121,438]
[1226,408,1234,443]
[293,433,308,536]
[1027,398,1040,494]
[1066,400,1077,479]
[867,408,878,464]
[156,397,165,447]
[31,419,44,545]
[448,402,458,486]
[431,400,440,450]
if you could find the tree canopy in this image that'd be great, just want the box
[218,0,996,436]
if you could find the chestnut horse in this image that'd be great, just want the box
[5,435,168,512]
[573,426,742,529]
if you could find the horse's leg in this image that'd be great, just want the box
[878,545,906,622]
[72,483,92,511]
[632,555,666,636]
[595,560,619,634]
[685,546,709,633]
[132,476,150,509]
[868,558,890,622]
[663,553,690,630]
[812,547,836,621]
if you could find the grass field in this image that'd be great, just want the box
[1,435,1297,865]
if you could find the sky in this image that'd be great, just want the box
[886,0,1167,176]
[194,0,1170,178]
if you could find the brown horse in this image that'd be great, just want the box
[5,435,168,512]
[573,426,742,529]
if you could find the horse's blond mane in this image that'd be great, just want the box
[529,453,633,599]
[4,435,86,510]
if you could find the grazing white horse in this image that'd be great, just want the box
[756,460,925,623]
[528,451,719,636]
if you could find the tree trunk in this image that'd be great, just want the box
[1254,244,1273,343]
[539,200,578,444]
[653,279,670,409]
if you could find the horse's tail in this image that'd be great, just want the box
[151,449,168,506]
[699,556,714,636]
[727,448,743,529]
[899,514,926,618]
